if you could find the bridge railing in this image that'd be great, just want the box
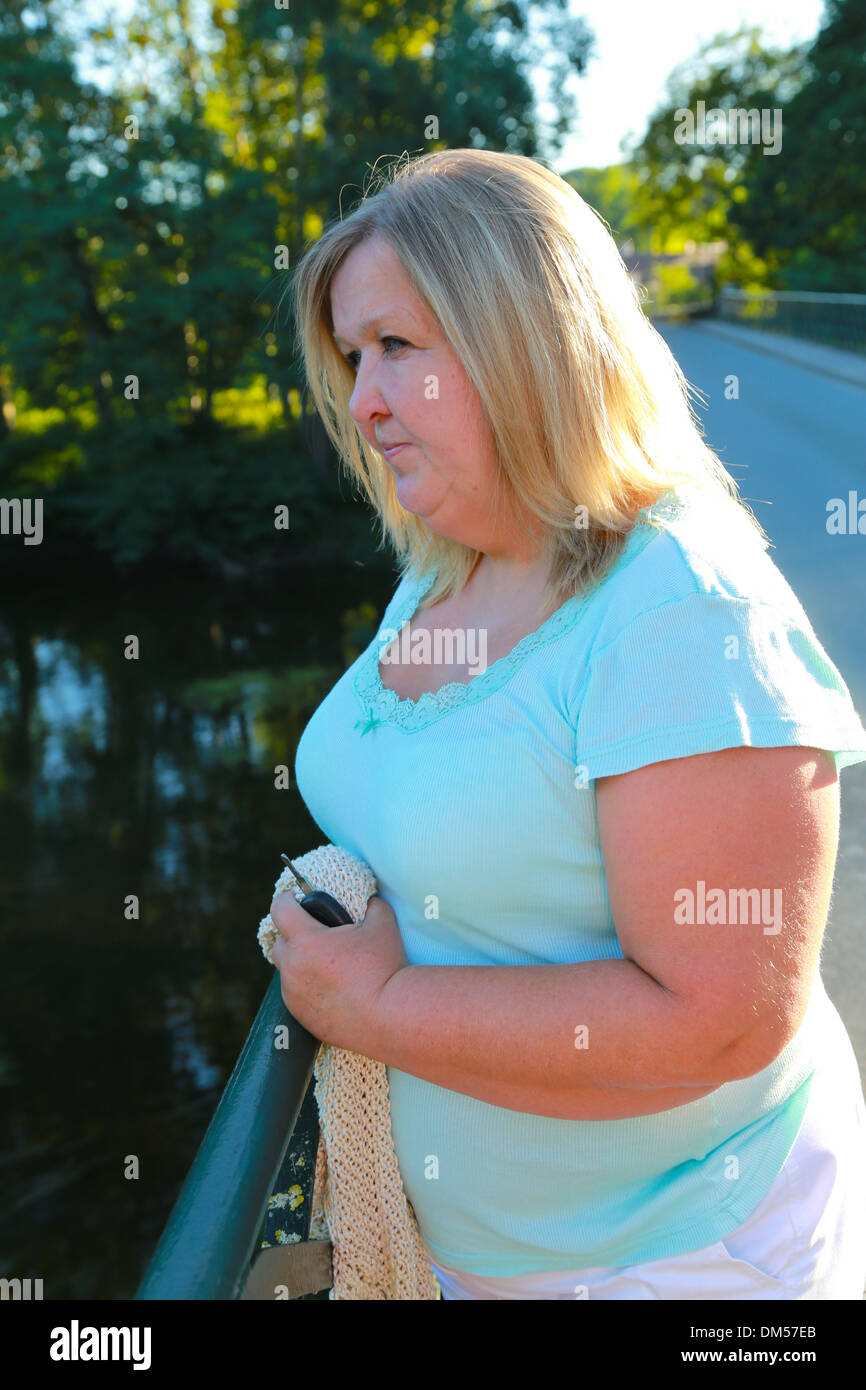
[717,287,866,355]
[134,972,321,1300]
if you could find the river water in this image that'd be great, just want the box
[0,560,392,1299]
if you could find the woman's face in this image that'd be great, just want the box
[329,235,508,551]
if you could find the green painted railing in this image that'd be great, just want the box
[135,972,320,1300]
[718,287,866,356]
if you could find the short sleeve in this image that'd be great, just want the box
[574,592,866,781]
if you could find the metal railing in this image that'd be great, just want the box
[718,287,866,355]
[134,972,321,1300]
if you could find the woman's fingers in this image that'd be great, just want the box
[269,889,320,941]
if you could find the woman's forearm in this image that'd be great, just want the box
[371,958,748,1120]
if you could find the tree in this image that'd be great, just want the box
[623,26,807,283]
[730,0,866,291]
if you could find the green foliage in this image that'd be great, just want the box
[624,25,805,283]
[613,4,865,296]
[339,601,381,665]
[0,411,368,572]
[649,263,705,310]
[728,0,866,291]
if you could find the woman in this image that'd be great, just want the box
[271,148,866,1299]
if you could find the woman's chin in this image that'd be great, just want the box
[393,474,431,516]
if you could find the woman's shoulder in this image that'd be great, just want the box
[592,484,809,648]
[573,486,866,782]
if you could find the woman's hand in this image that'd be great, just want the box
[268,890,409,1056]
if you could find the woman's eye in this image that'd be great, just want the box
[343,337,407,371]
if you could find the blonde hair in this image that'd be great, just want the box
[288,147,768,615]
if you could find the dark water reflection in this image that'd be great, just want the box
[0,563,393,1299]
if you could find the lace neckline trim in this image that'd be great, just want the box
[352,489,687,734]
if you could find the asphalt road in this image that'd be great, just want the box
[658,323,866,1077]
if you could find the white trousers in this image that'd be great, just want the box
[430,1020,866,1301]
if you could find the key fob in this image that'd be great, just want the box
[296,890,354,928]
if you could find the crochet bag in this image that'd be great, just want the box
[258,843,441,1300]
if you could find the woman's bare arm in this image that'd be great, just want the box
[371,746,839,1120]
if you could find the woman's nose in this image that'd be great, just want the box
[348,356,389,426]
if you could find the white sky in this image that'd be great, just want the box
[549,0,827,171]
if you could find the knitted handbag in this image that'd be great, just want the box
[258,843,441,1300]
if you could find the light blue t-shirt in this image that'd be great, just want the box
[294,484,866,1275]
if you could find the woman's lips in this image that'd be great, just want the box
[384,443,410,461]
